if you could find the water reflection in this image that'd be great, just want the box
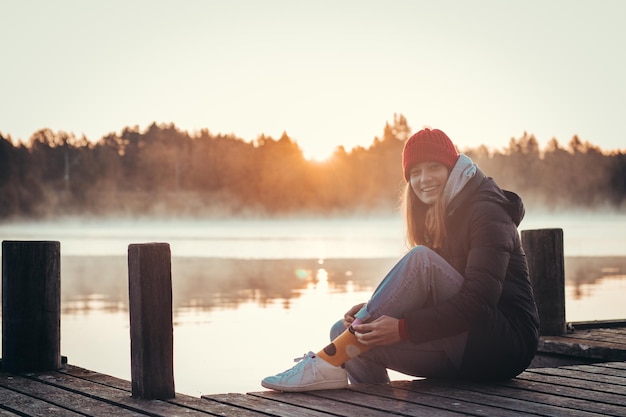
[59,255,626,320]
[64,294,126,315]
[565,257,626,301]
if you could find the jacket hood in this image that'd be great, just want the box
[448,165,525,227]
[500,188,525,226]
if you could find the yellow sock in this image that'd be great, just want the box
[317,326,369,366]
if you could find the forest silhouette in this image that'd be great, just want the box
[1,114,624,220]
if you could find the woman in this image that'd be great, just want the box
[262,128,540,392]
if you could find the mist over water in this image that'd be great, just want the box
[0,216,404,258]
[1,212,624,395]
[2,210,625,257]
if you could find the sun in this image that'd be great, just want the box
[301,142,336,162]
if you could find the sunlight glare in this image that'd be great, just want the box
[316,268,329,290]
[302,142,335,162]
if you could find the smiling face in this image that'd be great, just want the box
[408,161,450,205]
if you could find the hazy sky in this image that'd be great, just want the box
[2,0,624,160]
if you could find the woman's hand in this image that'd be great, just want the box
[342,303,366,328]
[353,315,401,346]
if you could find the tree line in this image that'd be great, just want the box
[1,114,624,220]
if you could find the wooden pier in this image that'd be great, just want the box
[2,231,626,416]
[0,359,625,416]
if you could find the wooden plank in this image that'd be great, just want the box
[172,394,269,417]
[304,388,467,417]
[437,377,626,416]
[540,335,626,353]
[348,383,517,417]
[251,389,410,417]
[588,327,626,334]
[60,365,264,416]
[27,370,220,417]
[538,336,626,361]
[593,361,626,371]
[569,327,626,336]
[562,329,626,345]
[59,365,131,390]
[569,327,626,337]
[501,372,626,405]
[527,366,626,386]
[570,320,626,330]
[519,369,626,395]
[391,380,605,417]
[0,374,140,417]
[502,373,626,407]
[547,328,626,341]
[594,328,626,335]
[563,363,626,378]
[0,407,21,416]
[206,392,336,416]
[0,385,84,417]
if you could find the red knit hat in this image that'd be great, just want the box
[402,128,459,181]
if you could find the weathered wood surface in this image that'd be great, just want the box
[537,324,626,363]
[128,242,175,399]
[521,228,566,336]
[0,361,624,416]
[1,241,61,372]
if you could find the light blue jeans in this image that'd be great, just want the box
[330,245,468,383]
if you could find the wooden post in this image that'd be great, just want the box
[128,243,175,399]
[521,229,566,336]
[2,241,61,372]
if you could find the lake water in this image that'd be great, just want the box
[1,212,625,396]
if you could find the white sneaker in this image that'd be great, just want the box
[261,352,348,392]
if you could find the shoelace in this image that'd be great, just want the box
[293,353,309,362]
[278,352,316,380]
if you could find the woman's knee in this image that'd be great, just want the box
[404,245,447,269]
[407,245,433,259]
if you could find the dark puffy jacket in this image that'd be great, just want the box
[403,168,540,380]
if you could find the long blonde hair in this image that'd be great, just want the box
[401,182,448,250]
